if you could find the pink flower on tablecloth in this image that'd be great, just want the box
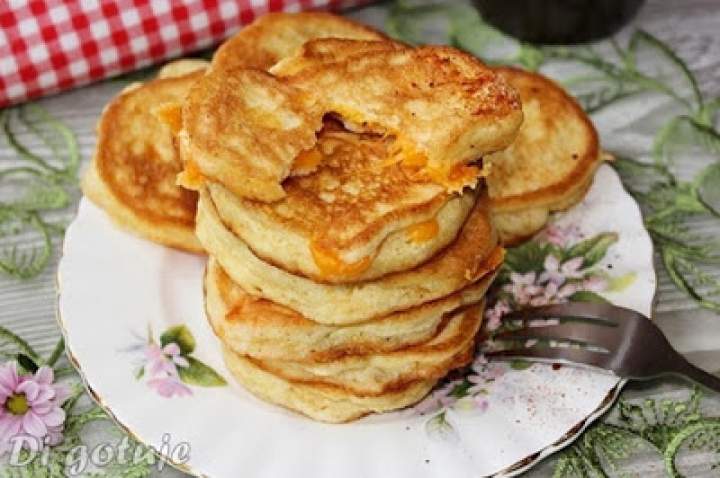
[0,362,70,455]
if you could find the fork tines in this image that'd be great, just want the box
[486,302,642,369]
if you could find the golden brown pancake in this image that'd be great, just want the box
[205,257,495,362]
[82,60,208,253]
[486,67,602,245]
[252,303,483,396]
[196,187,503,325]
[179,42,523,202]
[206,124,477,283]
[211,12,387,72]
[222,346,437,423]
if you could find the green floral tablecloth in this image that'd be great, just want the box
[1,0,719,476]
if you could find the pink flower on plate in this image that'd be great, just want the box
[413,381,461,415]
[466,374,487,395]
[144,343,190,379]
[485,300,511,331]
[162,343,190,369]
[583,276,608,292]
[143,342,192,398]
[542,224,583,247]
[473,396,489,412]
[530,281,578,307]
[0,363,70,455]
[435,382,460,408]
[147,375,192,399]
[503,272,543,305]
[539,255,584,285]
[470,361,507,382]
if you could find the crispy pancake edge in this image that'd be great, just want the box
[196,186,504,324]
[222,345,438,423]
[205,256,496,362]
[251,303,483,396]
[488,66,601,212]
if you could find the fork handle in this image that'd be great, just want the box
[670,356,720,393]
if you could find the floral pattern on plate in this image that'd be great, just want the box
[125,325,226,398]
[413,222,637,437]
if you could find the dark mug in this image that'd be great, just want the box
[473,0,646,44]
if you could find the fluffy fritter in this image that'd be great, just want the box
[252,304,482,396]
[211,12,387,72]
[222,345,437,423]
[207,126,476,283]
[486,67,602,245]
[205,258,495,362]
[82,60,208,253]
[180,42,523,201]
[196,187,503,325]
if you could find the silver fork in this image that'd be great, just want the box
[487,302,720,392]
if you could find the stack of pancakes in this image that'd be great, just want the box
[83,12,601,423]
[186,17,521,423]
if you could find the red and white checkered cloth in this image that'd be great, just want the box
[0,0,371,107]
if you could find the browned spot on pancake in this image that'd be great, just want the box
[154,102,183,135]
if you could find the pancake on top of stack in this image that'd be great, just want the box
[184,15,523,423]
[81,59,209,253]
[486,67,603,245]
[178,38,522,201]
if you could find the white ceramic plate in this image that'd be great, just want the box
[58,165,656,477]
